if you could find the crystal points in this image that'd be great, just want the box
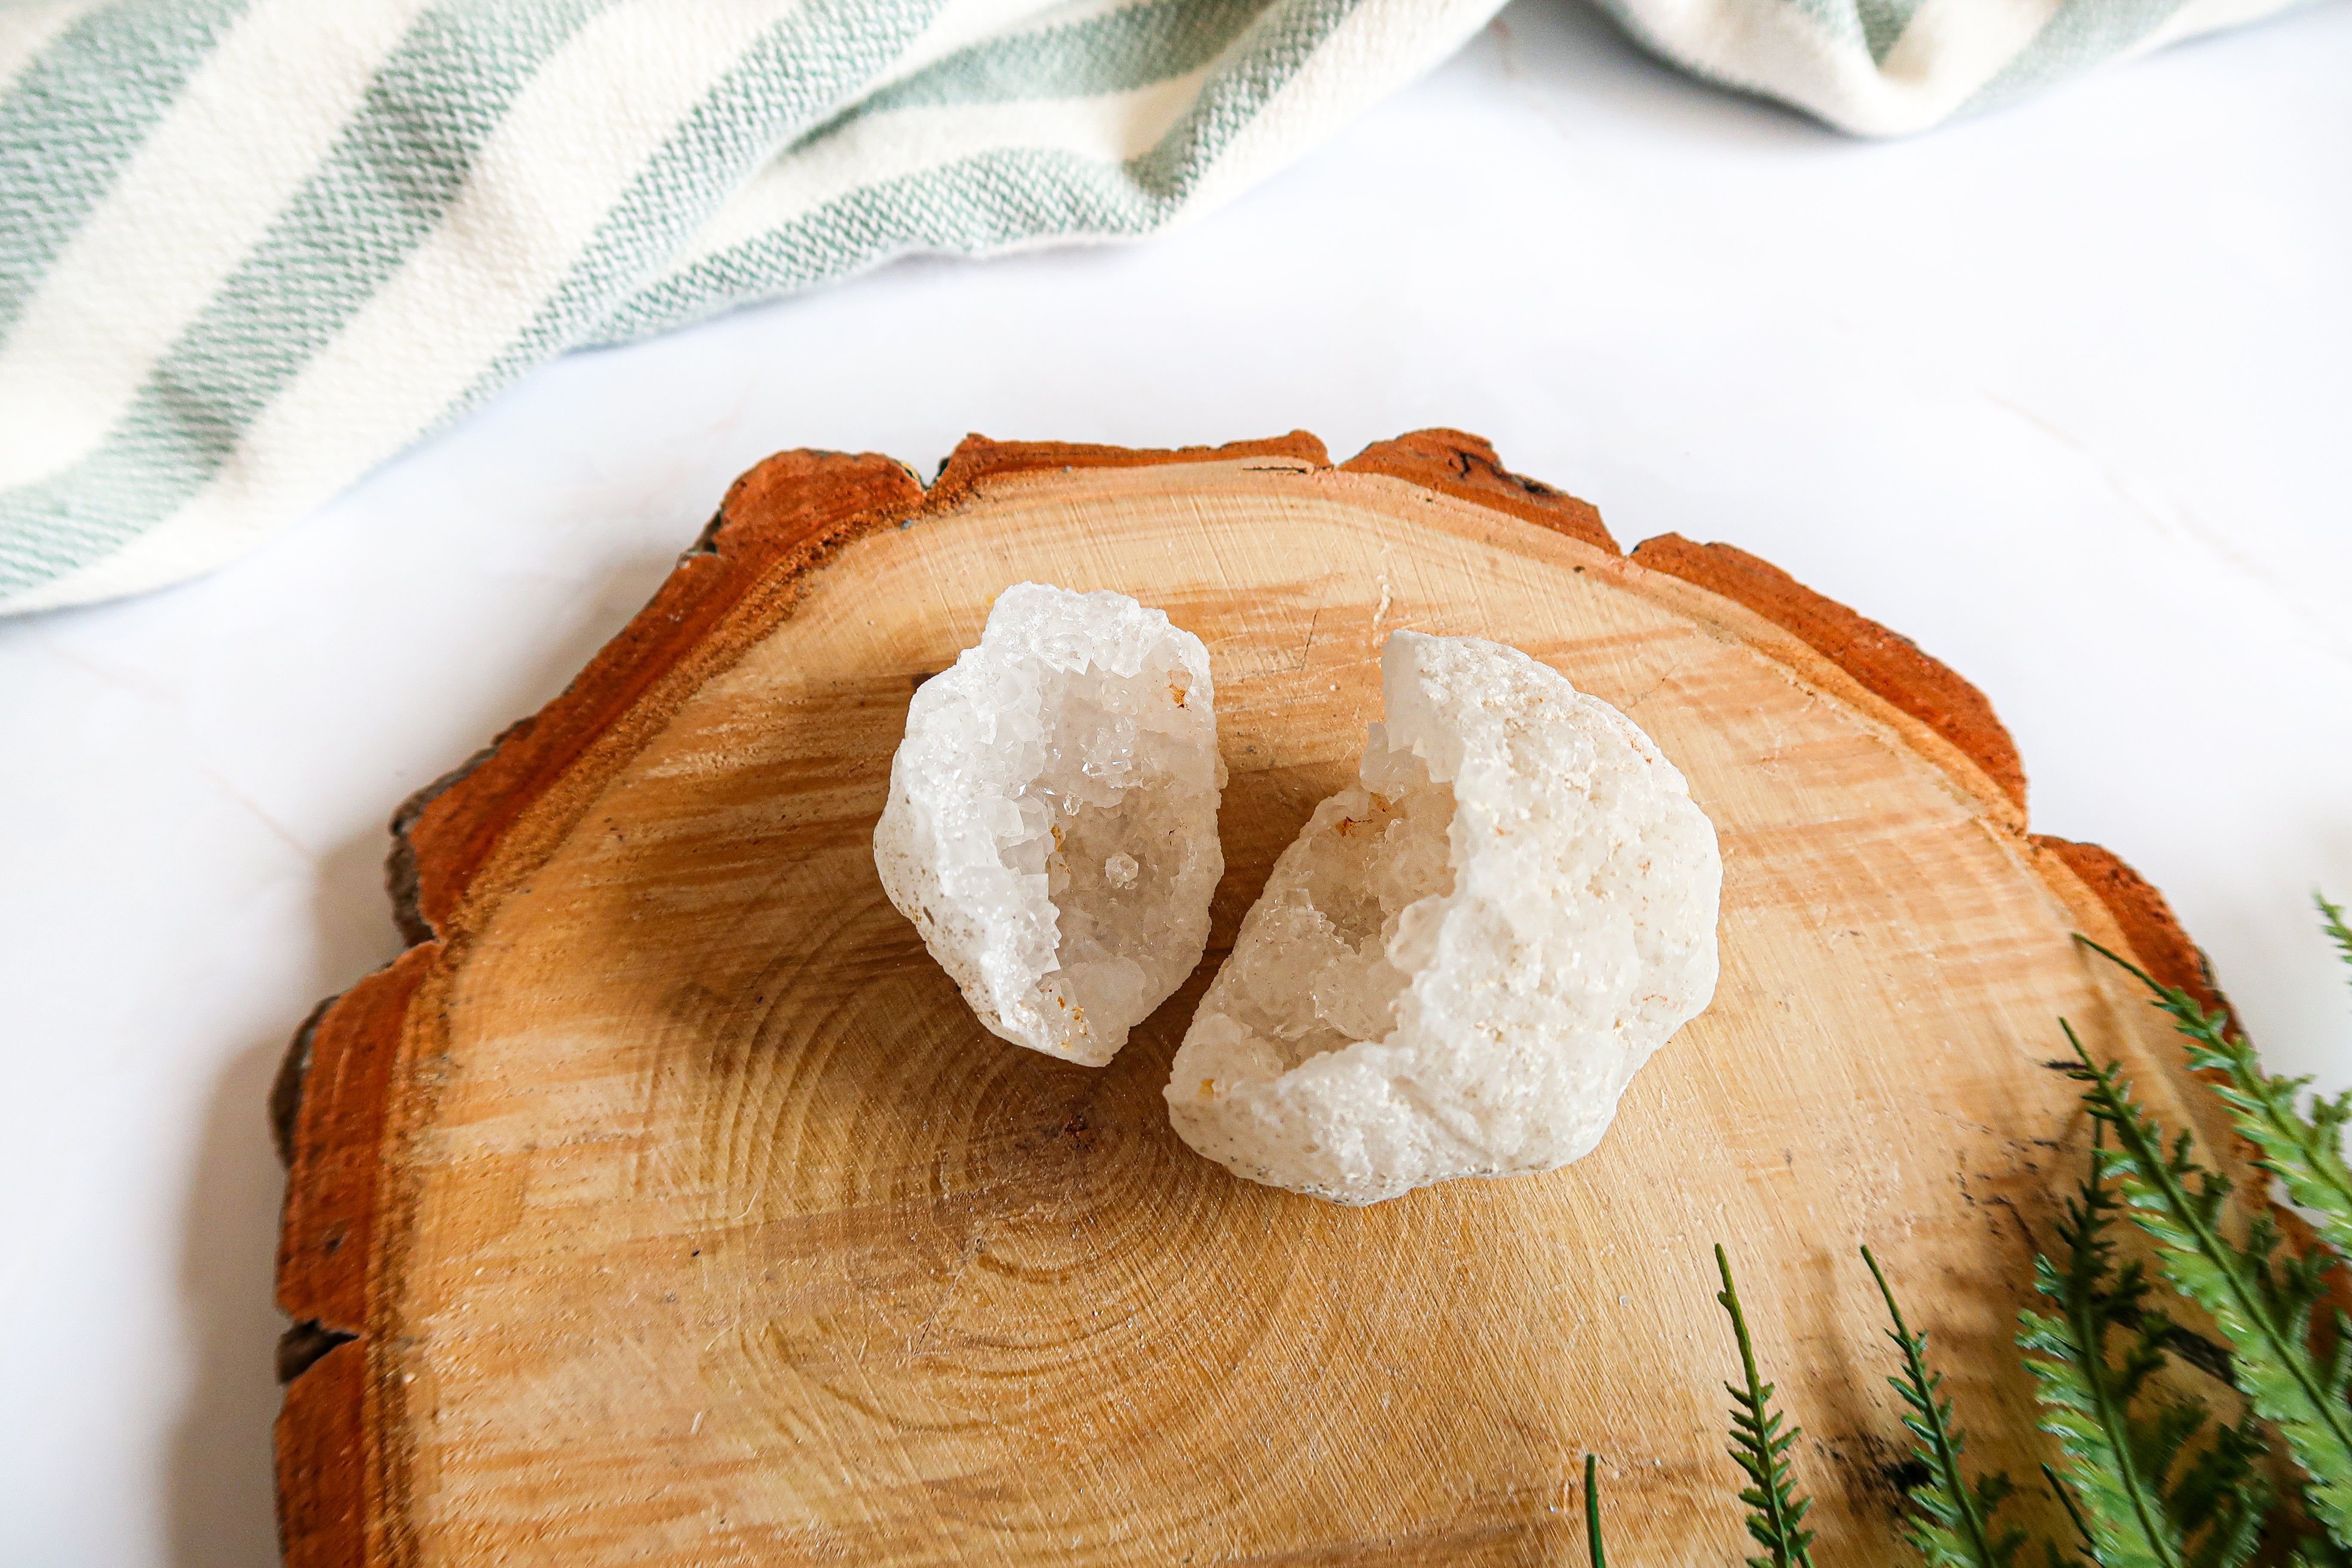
[874,583,1225,1066]
[1164,630,1721,1203]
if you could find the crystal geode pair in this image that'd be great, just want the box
[873,584,1722,1206]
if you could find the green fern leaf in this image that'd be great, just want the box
[2080,934,2352,1261]
[1865,1245,2030,1567]
[2043,1462,2095,1567]
[2320,894,2352,972]
[2017,1125,2188,1568]
[1717,1244,1819,1568]
[2172,1415,2269,1568]
[2064,1023,2352,1546]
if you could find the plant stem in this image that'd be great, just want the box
[2055,1187,2184,1568]
[1717,1243,1817,1568]
[1585,1453,1607,1568]
[1865,1244,2005,1565]
[2043,1462,2094,1557]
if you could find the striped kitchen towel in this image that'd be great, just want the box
[0,0,2309,615]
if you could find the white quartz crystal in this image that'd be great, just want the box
[1164,631,1720,1204]
[874,583,1225,1066]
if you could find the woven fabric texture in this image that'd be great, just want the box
[0,0,2303,612]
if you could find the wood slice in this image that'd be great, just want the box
[275,429,2246,1568]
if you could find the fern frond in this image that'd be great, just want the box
[2124,1393,2205,1509]
[2064,1021,2352,1546]
[1865,1245,2028,1567]
[2172,1415,2269,1568]
[1717,1244,1818,1568]
[2019,1139,2189,1568]
[2320,894,2352,974]
[2290,1530,2352,1568]
[2018,1304,2178,1568]
[2044,1462,2096,1566]
[2079,935,2352,1261]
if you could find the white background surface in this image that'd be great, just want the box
[3,1,2349,1561]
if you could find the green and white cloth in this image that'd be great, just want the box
[1600,0,2304,133]
[0,0,2303,614]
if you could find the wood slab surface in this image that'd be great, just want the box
[273,429,2244,1567]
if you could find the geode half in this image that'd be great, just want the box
[874,583,1224,1066]
[1164,630,1719,1203]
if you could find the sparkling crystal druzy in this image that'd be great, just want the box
[1166,631,1721,1204]
[874,583,1225,1066]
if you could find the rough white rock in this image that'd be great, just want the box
[874,583,1225,1066]
[1165,631,1720,1204]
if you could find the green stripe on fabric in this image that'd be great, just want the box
[0,0,618,597]
[629,147,1183,327]
[0,0,253,341]
[451,0,959,410]
[594,0,1360,344]
[1855,0,1932,63]
[844,0,1277,121]
[0,0,1378,604]
[1960,0,2199,114]
[1127,0,1355,196]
